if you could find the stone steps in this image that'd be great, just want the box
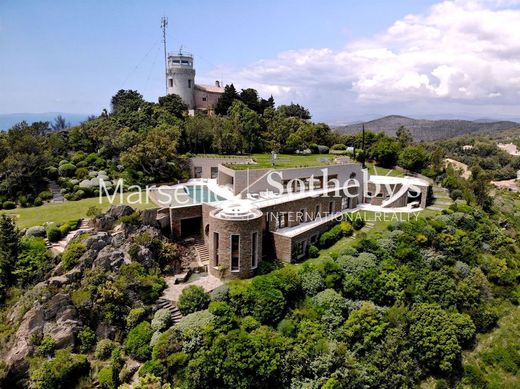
[156,297,183,323]
[193,239,210,265]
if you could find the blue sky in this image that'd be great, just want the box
[1,0,520,123]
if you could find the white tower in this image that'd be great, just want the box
[167,52,195,109]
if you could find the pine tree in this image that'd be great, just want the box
[215,84,239,116]
[0,215,20,288]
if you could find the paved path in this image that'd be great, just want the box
[48,180,65,203]
[161,273,223,303]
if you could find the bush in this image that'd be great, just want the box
[29,349,89,389]
[178,285,211,315]
[352,218,365,230]
[2,201,16,210]
[61,241,86,270]
[126,307,147,329]
[340,221,354,236]
[331,143,347,151]
[58,163,77,177]
[308,245,320,258]
[75,167,89,178]
[98,366,116,389]
[151,308,172,332]
[59,223,71,236]
[46,226,62,242]
[87,206,102,218]
[124,322,153,361]
[18,195,29,207]
[37,336,56,357]
[319,224,343,248]
[138,359,166,378]
[95,339,116,360]
[78,327,96,353]
[38,191,53,200]
[33,197,43,207]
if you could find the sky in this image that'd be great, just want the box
[1,0,520,123]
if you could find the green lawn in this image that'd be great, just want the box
[318,208,438,259]
[0,192,155,228]
[225,153,340,170]
[366,162,405,177]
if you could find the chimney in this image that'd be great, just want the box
[215,80,220,88]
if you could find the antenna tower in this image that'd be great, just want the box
[161,17,168,94]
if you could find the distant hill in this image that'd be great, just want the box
[0,113,90,131]
[335,115,520,141]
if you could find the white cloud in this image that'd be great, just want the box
[216,0,520,121]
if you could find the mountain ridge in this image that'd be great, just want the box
[335,115,520,141]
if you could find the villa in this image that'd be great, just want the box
[149,156,430,280]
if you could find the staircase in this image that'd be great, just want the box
[193,238,210,267]
[427,185,454,212]
[156,297,183,323]
[48,180,65,203]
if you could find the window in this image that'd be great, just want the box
[214,232,219,266]
[278,212,287,229]
[294,240,306,259]
[341,196,349,209]
[210,167,218,179]
[231,235,240,271]
[329,201,335,214]
[251,232,258,269]
[315,204,321,219]
[169,79,173,87]
[194,166,202,178]
[298,208,306,223]
[202,97,207,102]
[188,79,192,88]
[310,234,318,244]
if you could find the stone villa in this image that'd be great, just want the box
[149,157,429,280]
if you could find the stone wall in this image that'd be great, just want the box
[189,157,251,179]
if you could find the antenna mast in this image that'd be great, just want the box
[161,16,168,95]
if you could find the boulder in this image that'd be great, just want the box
[84,232,111,252]
[107,204,134,219]
[92,246,125,270]
[25,226,46,237]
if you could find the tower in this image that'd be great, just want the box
[167,52,196,109]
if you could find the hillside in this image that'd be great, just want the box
[336,115,520,141]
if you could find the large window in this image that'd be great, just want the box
[251,232,258,269]
[210,167,218,179]
[294,240,306,259]
[188,79,192,88]
[231,235,240,271]
[213,232,219,266]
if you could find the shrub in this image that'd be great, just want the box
[75,167,89,178]
[138,359,166,378]
[340,221,354,236]
[86,206,102,218]
[33,197,43,207]
[319,224,343,248]
[78,327,96,353]
[95,339,116,360]
[2,201,16,210]
[18,195,29,207]
[308,245,320,258]
[58,163,77,177]
[46,226,62,242]
[59,223,71,236]
[61,241,86,270]
[118,212,140,225]
[38,191,53,200]
[29,349,89,389]
[331,143,347,151]
[151,308,172,332]
[98,366,116,389]
[178,285,211,315]
[37,336,56,357]
[352,218,365,230]
[124,322,153,361]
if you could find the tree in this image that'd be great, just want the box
[124,321,154,361]
[158,94,188,119]
[0,215,19,295]
[277,103,311,119]
[239,88,261,113]
[370,138,400,168]
[177,285,210,315]
[396,126,412,145]
[111,89,145,115]
[215,84,239,115]
[408,304,463,374]
[51,115,70,131]
[398,145,430,172]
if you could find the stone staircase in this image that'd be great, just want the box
[48,180,65,203]
[193,238,210,266]
[156,297,183,323]
[427,185,454,212]
[50,219,93,255]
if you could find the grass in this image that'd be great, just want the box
[0,192,154,228]
[318,208,439,259]
[366,162,405,177]
[225,153,341,170]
